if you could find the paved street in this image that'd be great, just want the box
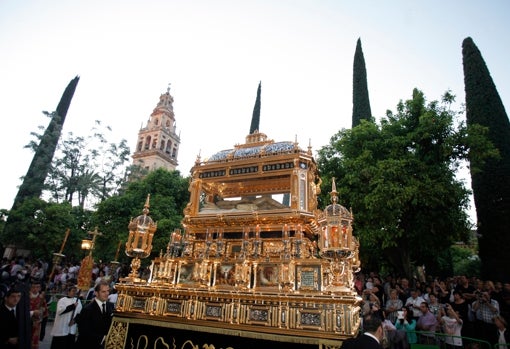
[39,321,53,349]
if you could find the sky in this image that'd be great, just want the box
[1,0,509,223]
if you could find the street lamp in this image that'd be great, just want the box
[81,239,93,251]
[77,227,103,291]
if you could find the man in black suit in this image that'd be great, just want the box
[76,281,114,349]
[0,287,22,349]
[342,314,384,349]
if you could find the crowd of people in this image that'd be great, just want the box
[356,272,510,348]
[0,255,124,349]
[2,255,510,349]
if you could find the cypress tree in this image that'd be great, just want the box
[12,76,80,206]
[352,38,372,128]
[462,37,510,281]
[249,81,261,134]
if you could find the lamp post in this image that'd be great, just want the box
[77,227,103,291]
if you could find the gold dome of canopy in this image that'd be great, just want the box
[129,208,156,231]
[128,194,156,230]
[206,131,305,164]
[324,178,352,221]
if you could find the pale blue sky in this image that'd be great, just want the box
[1,0,509,221]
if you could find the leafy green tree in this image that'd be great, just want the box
[0,198,83,258]
[87,121,131,201]
[451,245,480,277]
[462,37,510,281]
[317,89,495,277]
[44,121,131,208]
[352,38,372,128]
[249,81,261,134]
[91,168,189,263]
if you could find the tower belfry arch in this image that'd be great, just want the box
[132,85,180,172]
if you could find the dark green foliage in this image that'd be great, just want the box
[12,76,80,206]
[352,38,372,128]
[463,37,510,281]
[451,245,480,277]
[92,168,190,263]
[249,81,261,134]
[317,89,494,277]
[0,198,84,258]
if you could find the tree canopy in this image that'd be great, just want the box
[317,88,495,277]
[0,198,87,259]
[91,168,190,263]
[43,121,131,208]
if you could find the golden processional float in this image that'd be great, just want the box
[106,130,362,349]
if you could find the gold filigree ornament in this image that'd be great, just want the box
[105,320,128,349]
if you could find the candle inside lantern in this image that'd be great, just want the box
[296,224,303,240]
[282,224,289,240]
[175,231,181,243]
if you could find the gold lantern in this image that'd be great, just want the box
[318,178,355,293]
[125,194,157,282]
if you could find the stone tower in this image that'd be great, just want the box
[132,85,180,171]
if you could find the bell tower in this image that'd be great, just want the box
[132,85,180,172]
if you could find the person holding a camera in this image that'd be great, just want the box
[472,291,499,344]
[439,303,463,349]
[395,307,417,347]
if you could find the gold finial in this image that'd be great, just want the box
[167,83,171,94]
[195,149,202,165]
[143,194,151,215]
[331,177,338,204]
